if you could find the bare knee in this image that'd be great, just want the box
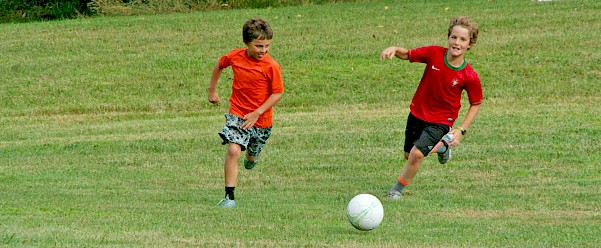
[407,147,425,164]
[227,143,242,158]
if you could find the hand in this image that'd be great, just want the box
[208,91,220,105]
[447,129,463,147]
[241,111,260,130]
[380,47,398,60]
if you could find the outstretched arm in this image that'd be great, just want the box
[208,61,223,104]
[448,104,481,146]
[380,46,410,60]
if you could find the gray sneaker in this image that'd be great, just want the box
[436,140,452,164]
[387,189,402,199]
[218,197,236,208]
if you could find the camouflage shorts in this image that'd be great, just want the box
[218,113,272,157]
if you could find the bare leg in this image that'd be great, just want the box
[225,143,242,187]
[399,146,425,183]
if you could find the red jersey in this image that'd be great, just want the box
[408,46,483,126]
[218,48,284,128]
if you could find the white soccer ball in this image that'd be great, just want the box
[346,194,384,231]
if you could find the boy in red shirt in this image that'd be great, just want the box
[208,18,284,208]
[380,16,483,199]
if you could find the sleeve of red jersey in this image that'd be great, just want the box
[408,46,433,63]
[466,77,484,105]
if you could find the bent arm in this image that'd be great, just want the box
[448,104,481,146]
[241,93,283,130]
[255,93,283,116]
[208,61,223,104]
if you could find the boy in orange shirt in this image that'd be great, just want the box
[208,18,284,208]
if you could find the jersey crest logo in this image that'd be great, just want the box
[452,79,459,87]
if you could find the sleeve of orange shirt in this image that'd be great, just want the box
[267,60,284,94]
[218,51,232,69]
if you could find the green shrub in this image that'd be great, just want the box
[88,0,355,16]
[0,0,356,22]
[0,0,92,23]
[88,0,222,16]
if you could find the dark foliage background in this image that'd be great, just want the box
[0,0,92,23]
[0,0,357,23]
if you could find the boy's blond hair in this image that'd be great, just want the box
[448,16,479,49]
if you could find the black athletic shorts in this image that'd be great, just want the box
[404,113,451,156]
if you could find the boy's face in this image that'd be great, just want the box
[245,39,271,60]
[447,26,472,58]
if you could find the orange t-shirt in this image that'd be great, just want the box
[218,48,284,128]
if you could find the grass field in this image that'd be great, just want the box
[1,0,600,247]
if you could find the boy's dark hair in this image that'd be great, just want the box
[448,16,479,49]
[243,18,273,44]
